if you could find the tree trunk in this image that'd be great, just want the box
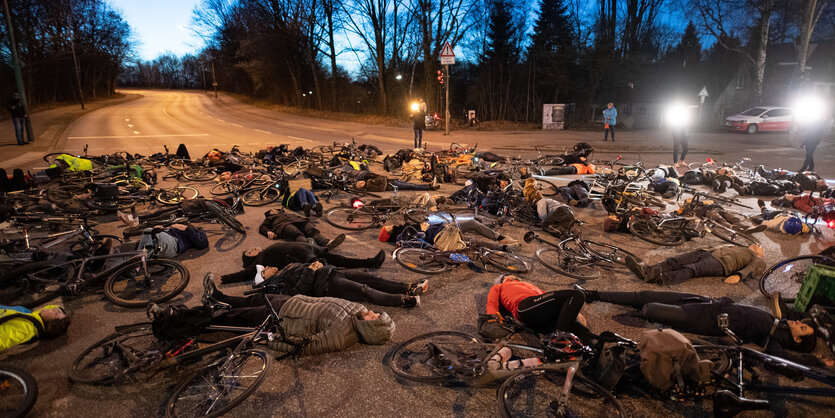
[753,3,773,104]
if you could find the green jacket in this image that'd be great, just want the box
[710,246,766,281]
[0,306,54,352]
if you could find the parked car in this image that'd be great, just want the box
[724,106,794,134]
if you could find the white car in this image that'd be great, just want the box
[724,106,793,134]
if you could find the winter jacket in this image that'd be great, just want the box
[486,281,544,321]
[268,295,395,355]
[710,245,766,281]
[261,263,335,297]
[603,107,617,126]
[1,305,50,352]
[258,209,309,237]
[6,97,25,118]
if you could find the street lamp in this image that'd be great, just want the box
[396,74,403,80]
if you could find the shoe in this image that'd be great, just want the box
[569,199,579,206]
[117,210,139,227]
[757,199,766,209]
[409,279,429,296]
[313,202,323,217]
[302,203,312,217]
[647,267,663,284]
[573,284,599,303]
[431,177,440,190]
[402,295,420,308]
[201,272,218,307]
[625,256,647,281]
[743,224,767,234]
[756,165,768,177]
[371,249,386,269]
[326,233,346,250]
[146,303,164,320]
[499,237,521,252]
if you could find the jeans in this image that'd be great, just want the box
[456,219,501,240]
[673,133,688,163]
[604,125,615,141]
[166,226,210,254]
[392,180,431,191]
[325,270,408,306]
[598,290,716,310]
[558,185,589,202]
[278,223,328,246]
[653,250,725,285]
[414,129,423,148]
[12,117,26,145]
[220,246,380,284]
[296,188,317,207]
[517,290,595,345]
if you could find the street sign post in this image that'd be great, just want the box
[439,42,455,135]
[698,86,709,121]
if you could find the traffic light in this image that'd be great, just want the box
[437,70,444,85]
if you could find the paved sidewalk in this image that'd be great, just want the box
[0,93,141,168]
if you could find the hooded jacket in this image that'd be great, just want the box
[1,305,54,352]
[268,295,394,355]
[258,208,309,237]
[710,245,766,281]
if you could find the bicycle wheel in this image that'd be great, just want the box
[0,366,38,418]
[692,344,733,376]
[581,240,639,266]
[85,197,135,212]
[157,186,200,205]
[394,248,449,274]
[325,207,378,230]
[759,255,835,303]
[535,247,600,280]
[388,331,484,383]
[0,262,75,306]
[535,178,560,197]
[627,218,686,246]
[166,349,270,418]
[403,208,429,224]
[166,159,190,170]
[68,323,157,385]
[241,187,279,206]
[283,160,309,177]
[104,259,190,308]
[483,250,532,273]
[711,226,758,247]
[209,182,240,196]
[114,179,150,191]
[43,152,65,164]
[204,200,246,234]
[182,168,216,182]
[498,368,626,418]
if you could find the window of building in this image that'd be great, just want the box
[736,75,746,89]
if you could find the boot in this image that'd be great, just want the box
[573,284,599,302]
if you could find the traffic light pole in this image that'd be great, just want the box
[3,0,35,142]
[444,64,449,136]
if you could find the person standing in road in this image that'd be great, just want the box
[6,93,28,146]
[411,99,427,150]
[798,115,829,172]
[603,102,617,142]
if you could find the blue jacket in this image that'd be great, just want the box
[603,107,617,126]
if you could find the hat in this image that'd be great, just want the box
[378,226,391,242]
[242,252,257,267]
[354,311,395,345]
[254,265,266,285]
[781,217,802,235]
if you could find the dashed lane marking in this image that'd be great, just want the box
[286,135,312,143]
[254,129,272,134]
[67,134,211,139]
[133,131,140,134]
[229,123,243,128]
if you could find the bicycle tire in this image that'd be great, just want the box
[0,261,75,306]
[627,218,686,246]
[387,331,484,383]
[166,159,190,170]
[692,344,733,376]
[497,368,626,418]
[114,179,150,191]
[43,152,65,164]
[535,178,560,197]
[68,323,157,385]
[581,240,639,266]
[0,365,38,418]
[325,207,378,231]
[209,181,240,196]
[241,187,280,206]
[182,168,216,182]
[403,208,429,224]
[759,255,835,303]
[283,160,310,177]
[204,200,246,234]
[104,259,190,308]
[535,247,600,280]
[483,250,532,273]
[394,248,449,274]
[156,186,199,205]
[166,349,270,418]
[711,226,758,247]
[85,197,136,212]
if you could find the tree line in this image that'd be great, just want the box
[0,0,131,107]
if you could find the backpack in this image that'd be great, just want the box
[11,169,31,191]
[383,155,402,171]
[638,328,711,391]
[433,223,467,251]
[151,304,215,341]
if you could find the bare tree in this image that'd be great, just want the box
[796,0,829,80]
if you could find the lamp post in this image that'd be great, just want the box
[2,0,35,142]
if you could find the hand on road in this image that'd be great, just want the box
[267,231,276,239]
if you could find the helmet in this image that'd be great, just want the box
[782,216,803,235]
[142,169,157,185]
[573,142,594,157]
[541,332,592,361]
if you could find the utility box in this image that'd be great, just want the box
[543,104,565,130]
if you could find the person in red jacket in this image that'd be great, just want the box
[485,275,595,344]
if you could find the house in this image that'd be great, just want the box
[711,40,835,124]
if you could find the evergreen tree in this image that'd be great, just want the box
[527,0,576,107]
[475,0,522,121]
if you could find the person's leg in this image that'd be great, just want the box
[325,275,404,306]
[278,224,307,243]
[805,140,819,171]
[13,118,24,145]
[640,303,692,330]
[456,219,501,240]
[516,290,595,343]
[610,125,615,141]
[392,179,431,191]
[213,306,270,326]
[603,127,610,141]
[686,252,725,278]
[340,270,410,294]
[673,137,680,164]
[597,290,715,310]
[220,266,258,284]
[545,166,578,175]
[302,224,329,247]
[418,129,423,148]
[680,138,688,162]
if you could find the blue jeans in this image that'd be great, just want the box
[12,117,25,145]
[414,129,423,148]
[296,188,317,207]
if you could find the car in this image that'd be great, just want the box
[724,106,794,134]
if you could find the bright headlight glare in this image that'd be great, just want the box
[665,103,691,127]
[410,102,419,112]
[792,96,827,124]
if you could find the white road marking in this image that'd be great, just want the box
[133,131,140,134]
[286,135,312,143]
[67,134,211,139]
[216,118,225,122]
[229,123,243,127]
[254,129,272,134]
[125,118,130,122]
[127,124,134,128]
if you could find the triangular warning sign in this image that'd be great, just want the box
[440,42,455,57]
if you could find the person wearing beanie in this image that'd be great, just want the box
[624,244,766,285]
[258,208,332,245]
[220,238,386,284]
[214,260,425,308]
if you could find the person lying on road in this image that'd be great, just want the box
[624,244,766,285]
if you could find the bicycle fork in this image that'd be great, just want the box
[550,364,579,416]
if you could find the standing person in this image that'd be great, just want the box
[798,116,827,172]
[603,102,617,142]
[411,99,427,150]
[6,93,27,146]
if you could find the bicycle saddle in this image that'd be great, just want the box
[712,390,769,417]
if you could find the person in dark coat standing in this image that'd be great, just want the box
[6,93,28,145]
[798,116,828,172]
[411,99,427,149]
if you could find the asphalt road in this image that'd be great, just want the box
[2,89,835,418]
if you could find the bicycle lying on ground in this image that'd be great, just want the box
[68,285,307,418]
[0,366,38,418]
[627,213,759,247]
